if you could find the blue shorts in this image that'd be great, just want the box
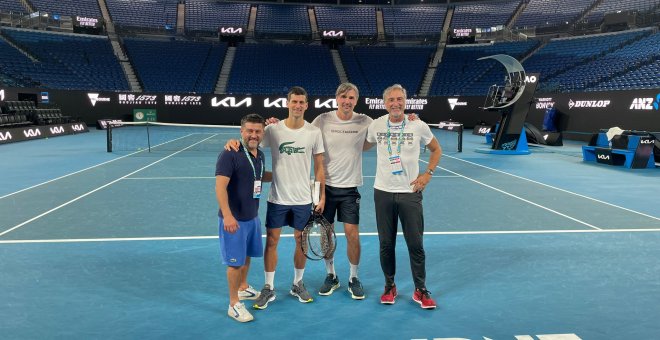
[218,216,263,267]
[265,202,312,231]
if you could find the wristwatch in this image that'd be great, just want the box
[426,168,434,175]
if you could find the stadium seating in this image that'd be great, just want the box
[30,0,101,18]
[0,0,25,13]
[123,38,226,93]
[450,0,519,29]
[514,0,596,28]
[106,0,178,30]
[381,6,446,40]
[522,29,650,91]
[583,0,658,25]
[255,4,311,39]
[314,6,377,39]
[226,43,339,96]
[429,40,538,96]
[0,28,128,91]
[185,0,250,33]
[339,45,435,97]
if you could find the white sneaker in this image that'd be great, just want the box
[238,285,260,300]
[228,302,254,323]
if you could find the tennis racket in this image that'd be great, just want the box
[301,211,336,261]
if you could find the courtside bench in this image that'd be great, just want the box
[582,131,655,169]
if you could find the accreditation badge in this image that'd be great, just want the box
[389,155,403,174]
[253,180,262,198]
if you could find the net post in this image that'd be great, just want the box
[457,124,463,152]
[106,125,113,152]
[146,123,151,152]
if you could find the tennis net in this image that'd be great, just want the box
[429,121,463,153]
[106,121,240,153]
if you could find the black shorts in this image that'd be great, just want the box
[323,185,360,225]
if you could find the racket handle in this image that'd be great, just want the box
[313,181,321,205]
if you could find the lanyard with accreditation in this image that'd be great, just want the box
[387,118,405,175]
[241,141,264,198]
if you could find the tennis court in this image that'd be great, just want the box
[1,125,659,340]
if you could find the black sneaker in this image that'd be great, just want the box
[318,274,340,296]
[348,277,365,300]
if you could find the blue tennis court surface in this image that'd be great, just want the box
[1,128,659,339]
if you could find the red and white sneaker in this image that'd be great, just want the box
[380,285,397,304]
[413,288,437,309]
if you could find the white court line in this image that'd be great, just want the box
[362,175,458,178]
[0,132,202,200]
[0,135,219,238]
[0,149,146,200]
[123,176,215,180]
[3,228,660,244]
[443,154,660,222]
[420,159,602,230]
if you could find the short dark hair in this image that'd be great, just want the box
[240,113,265,127]
[287,86,308,102]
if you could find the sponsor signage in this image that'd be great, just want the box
[164,95,202,106]
[363,97,428,111]
[447,98,468,110]
[40,91,49,104]
[118,94,157,105]
[568,99,611,110]
[87,93,111,107]
[322,30,345,38]
[0,89,4,101]
[97,119,124,130]
[211,96,252,108]
[0,122,89,145]
[133,109,157,122]
[629,94,660,110]
[74,16,100,28]
[219,26,245,36]
[536,97,554,110]
[315,98,337,109]
[451,28,473,37]
[264,97,287,108]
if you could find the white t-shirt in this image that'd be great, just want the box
[366,115,434,193]
[312,111,373,188]
[262,120,325,205]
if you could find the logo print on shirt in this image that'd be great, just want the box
[279,142,306,155]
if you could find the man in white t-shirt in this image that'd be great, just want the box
[311,83,372,300]
[250,86,326,310]
[365,84,442,310]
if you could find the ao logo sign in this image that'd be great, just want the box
[524,75,537,83]
[264,98,287,108]
[315,99,338,109]
[322,30,344,38]
[211,97,252,108]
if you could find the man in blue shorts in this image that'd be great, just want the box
[215,113,272,322]
[252,86,325,310]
